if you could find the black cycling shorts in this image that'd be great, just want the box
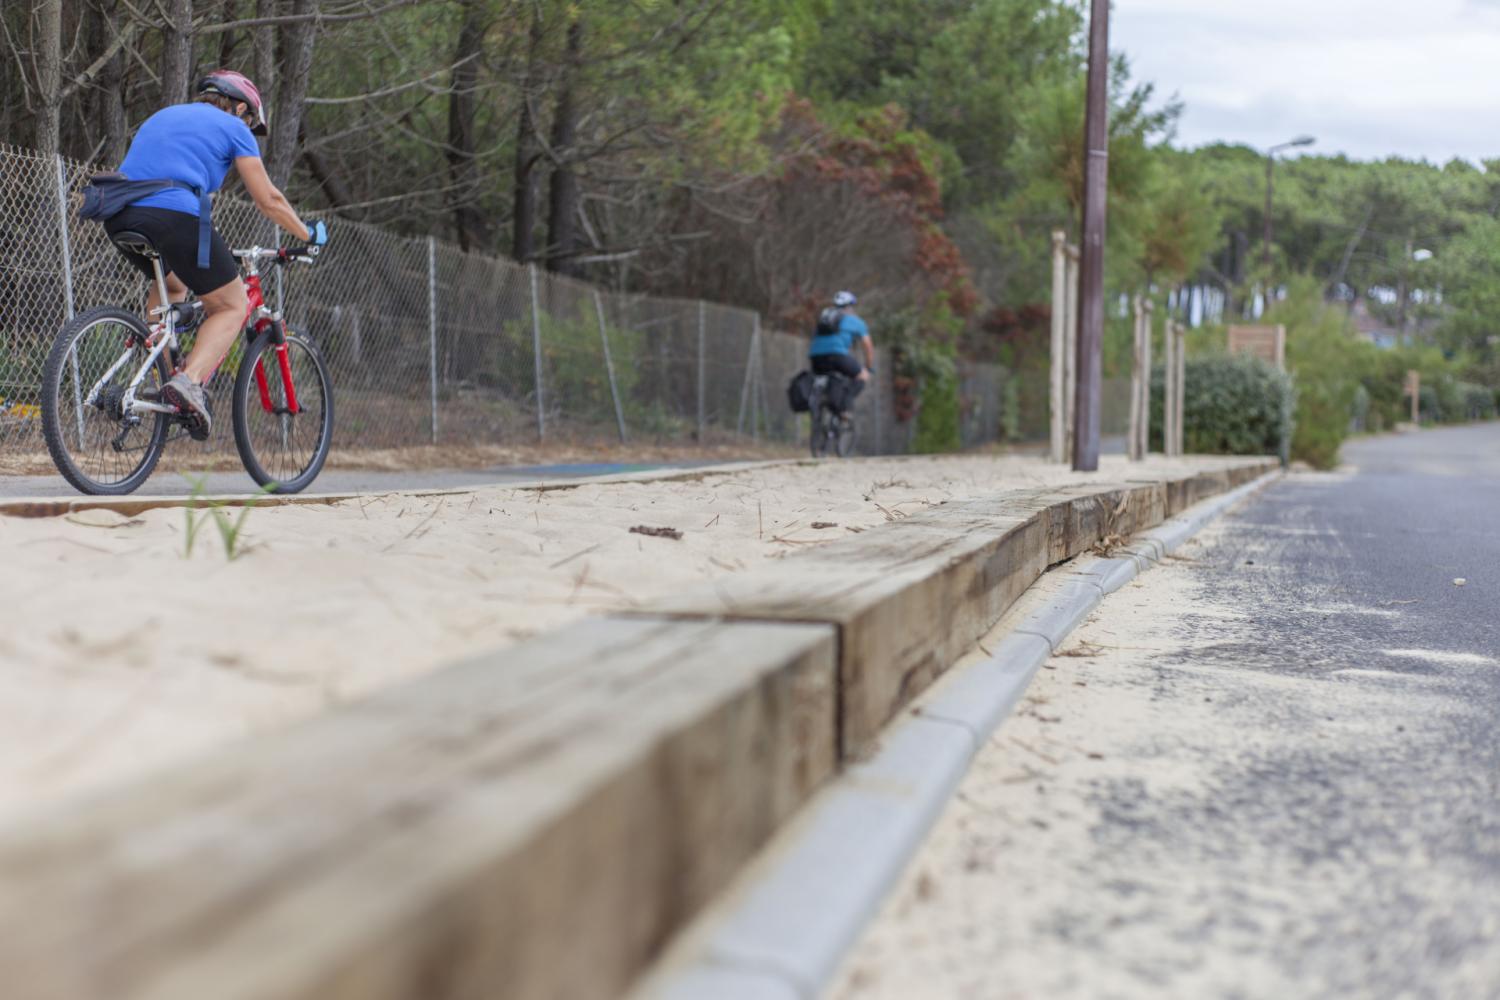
[811,353,863,378]
[811,352,865,406]
[105,206,239,296]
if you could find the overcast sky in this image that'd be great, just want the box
[1111,0,1500,164]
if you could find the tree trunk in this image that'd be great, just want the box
[545,17,584,277]
[299,122,356,213]
[1397,234,1413,334]
[35,0,64,156]
[266,0,318,188]
[216,0,241,67]
[446,0,488,251]
[253,0,278,121]
[97,0,129,163]
[511,7,546,262]
[160,0,196,105]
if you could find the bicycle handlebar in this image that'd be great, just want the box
[231,245,321,265]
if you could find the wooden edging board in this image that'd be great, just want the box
[0,617,837,1000]
[643,457,1274,755]
[0,456,1276,1000]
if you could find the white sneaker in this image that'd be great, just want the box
[161,372,212,441]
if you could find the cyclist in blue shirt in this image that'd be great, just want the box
[809,290,874,401]
[104,70,325,440]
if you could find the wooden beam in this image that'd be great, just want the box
[0,617,837,1000]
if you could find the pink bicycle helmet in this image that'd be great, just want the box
[197,70,268,136]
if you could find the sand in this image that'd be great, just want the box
[0,454,1234,823]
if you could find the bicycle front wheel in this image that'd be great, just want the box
[40,307,170,495]
[232,329,334,494]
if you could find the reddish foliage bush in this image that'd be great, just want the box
[636,95,978,336]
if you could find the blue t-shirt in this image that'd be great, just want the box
[809,313,870,358]
[118,103,261,216]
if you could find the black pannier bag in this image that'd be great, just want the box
[823,374,854,414]
[787,370,815,412]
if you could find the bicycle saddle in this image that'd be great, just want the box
[110,230,159,257]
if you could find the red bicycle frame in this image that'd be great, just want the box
[242,268,301,416]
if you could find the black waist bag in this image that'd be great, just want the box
[79,172,212,269]
[787,370,814,413]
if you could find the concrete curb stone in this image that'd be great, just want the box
[697,715,976,998]
[652,967,801,1000]
[916,632,1053,744]
[1011,570,1104,650]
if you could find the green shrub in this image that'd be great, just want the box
[886,307,963,452]
[1001,374,1022,442]
[1460,381,1497,421]
[1292,372,1353,469]
[913,363,961,452]
[1350,383,1371,433]
[1152,354,1293,458]
[534,312,643,427]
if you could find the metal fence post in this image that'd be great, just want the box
[54,154,85,441]
[529,263,545,439]
[754,315,772,443]
[594,290,627,443]
[697,300,706,441]
[736,315,759,437]
[748,319,760,442]
[53,156,75,320]
[427,236,438,444]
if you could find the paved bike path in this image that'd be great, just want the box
[0,461,724,499]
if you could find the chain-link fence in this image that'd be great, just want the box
[1,142,1022,465]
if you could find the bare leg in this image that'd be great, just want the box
[181,277,249,383]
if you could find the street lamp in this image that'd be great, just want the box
[1263,135,1316,271]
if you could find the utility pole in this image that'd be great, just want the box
[1262,156,1275,272]
[1263,135,1316,272]
[1072,0,1110,472]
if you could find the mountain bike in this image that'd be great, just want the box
[40,230,333,496]
[808,373,858,458]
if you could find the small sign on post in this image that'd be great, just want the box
[1228,324,1286,370]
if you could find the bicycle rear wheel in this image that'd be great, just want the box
[810,404,832,458]
[40,307,170,495]
[231,329,334,494]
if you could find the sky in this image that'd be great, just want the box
[1111,0,1500,164]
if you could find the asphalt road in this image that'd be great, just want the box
[833,423,1500,999]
